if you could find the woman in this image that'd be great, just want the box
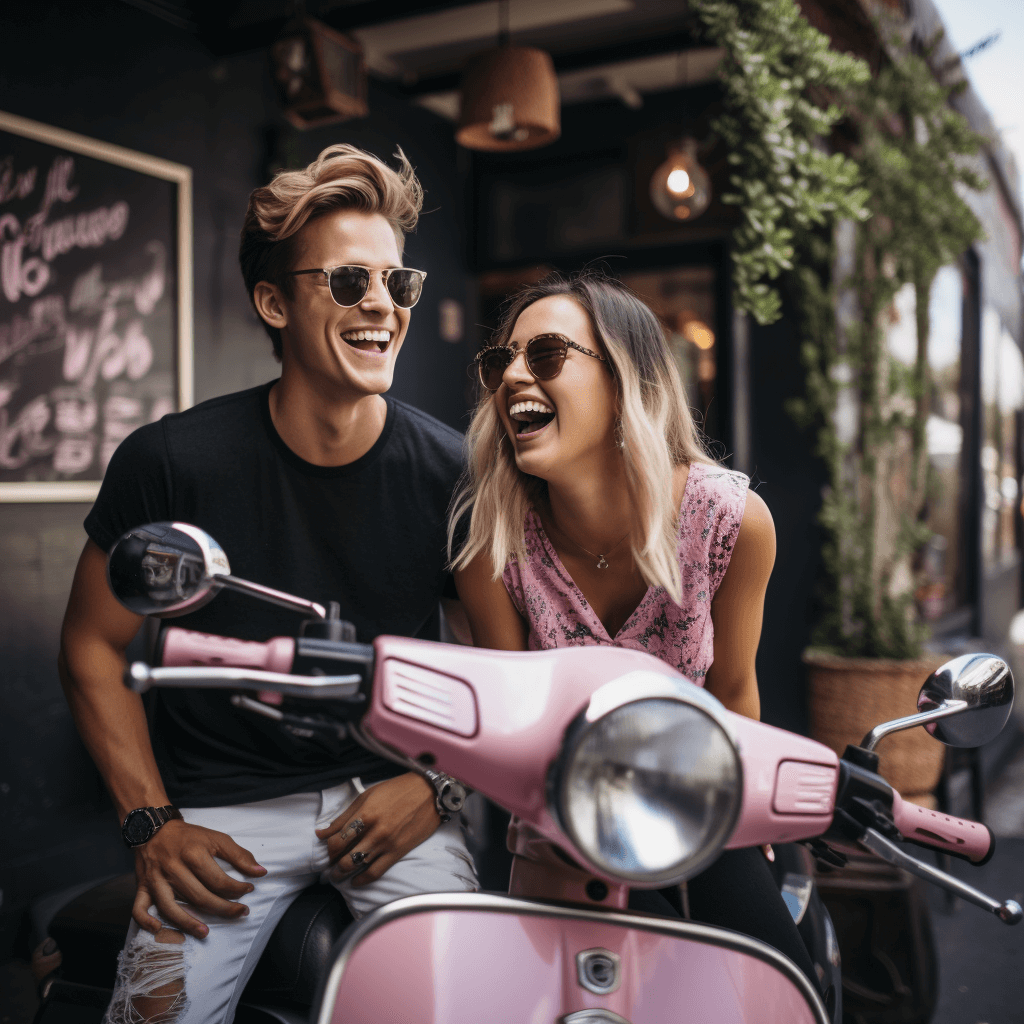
[450,271,817,983]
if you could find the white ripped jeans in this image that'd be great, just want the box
[103,778,479,1024]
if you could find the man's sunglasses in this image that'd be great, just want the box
[287,265,427,309]
[474,333,606,392]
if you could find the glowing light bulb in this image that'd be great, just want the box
[650,139,711,222]
[684,321,715,350]
[666,168,691,195]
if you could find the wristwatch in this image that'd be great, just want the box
[421,769,467,823]
[121,805,183,848]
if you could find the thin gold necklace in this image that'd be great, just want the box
[551,520,632,570]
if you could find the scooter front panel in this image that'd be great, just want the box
[314,893,828,1024]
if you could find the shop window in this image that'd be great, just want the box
[980,305,1024,569]
[920,269,966,618]
[886,269,969,620]
[889,270,1024,621]
[619,267,718,443]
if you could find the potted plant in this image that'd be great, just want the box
[695,0,986,801]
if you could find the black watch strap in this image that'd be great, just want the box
[151,805,182,827]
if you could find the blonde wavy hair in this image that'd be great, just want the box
[449,272,712,605]
[239,143,423,359]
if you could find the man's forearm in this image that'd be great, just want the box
[58,640,170,821]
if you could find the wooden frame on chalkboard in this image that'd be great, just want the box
[0,110,192,502]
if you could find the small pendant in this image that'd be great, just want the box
[596,555,609,570]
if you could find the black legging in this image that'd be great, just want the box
[628,847,818,989]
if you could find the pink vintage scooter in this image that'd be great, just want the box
[104,521,1021,1024]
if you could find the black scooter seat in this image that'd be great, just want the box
[49,874,354,1009]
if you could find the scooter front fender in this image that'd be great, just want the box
[312,892,829,1024]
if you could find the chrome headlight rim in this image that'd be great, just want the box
[548,673,744,887]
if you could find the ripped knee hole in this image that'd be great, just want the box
[103,927,188,1024]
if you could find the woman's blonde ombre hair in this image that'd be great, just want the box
[239,143,423,359]
[449,272,713,604]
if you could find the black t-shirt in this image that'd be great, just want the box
[85,381,464,808]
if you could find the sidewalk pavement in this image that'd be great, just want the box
[930,738,1024,1024]
[929,836,1024,1023]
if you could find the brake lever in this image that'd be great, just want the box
[858,827,1022,924]
[126,662,363,700]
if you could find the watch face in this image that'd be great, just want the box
[123,809,155,846]
[440,782,466,812]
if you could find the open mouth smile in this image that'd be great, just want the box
[341,329,392,354]
[509,398,556,440]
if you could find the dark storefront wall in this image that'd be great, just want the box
[747,313,827,736]
[0,2,473,956]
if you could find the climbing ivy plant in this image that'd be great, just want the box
[694,0,987,658]
[692,0,870,325]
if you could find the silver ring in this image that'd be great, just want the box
[344,818,366,837]
[351,850,366,865]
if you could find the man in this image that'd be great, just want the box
[58,143,477,1024]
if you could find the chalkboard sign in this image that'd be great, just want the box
[0,111,192,502]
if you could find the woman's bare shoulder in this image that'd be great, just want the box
[740,488,775,542]
[726,488,776,585]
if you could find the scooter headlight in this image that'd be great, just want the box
[553,678,742,885]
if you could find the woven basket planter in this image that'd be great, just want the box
[803,650,947,804]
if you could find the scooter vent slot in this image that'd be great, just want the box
[380,659,479,737]
[773,761,837,815]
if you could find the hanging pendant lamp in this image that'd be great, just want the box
[650,138,711,222]
[270,9,367,130]
[456,2,560,152]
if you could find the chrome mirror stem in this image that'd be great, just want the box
[860,699,968,751]
[858,828,1022,924]
[219,575,326,618]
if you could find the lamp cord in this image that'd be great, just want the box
[498,0,510,47]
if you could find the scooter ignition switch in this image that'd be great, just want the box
[576,948,622,995]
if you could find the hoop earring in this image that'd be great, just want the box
[614,420,625,450]
[497,433,507,456]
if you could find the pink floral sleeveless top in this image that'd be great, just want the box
[502,463,750,683]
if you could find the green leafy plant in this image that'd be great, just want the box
[693,0,870,325]
[695,0,987,657]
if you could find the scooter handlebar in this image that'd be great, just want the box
[152,628,994,869]
[890,790,995,865]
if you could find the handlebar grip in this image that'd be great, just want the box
[161,627,296,675]
[891,791,994,864]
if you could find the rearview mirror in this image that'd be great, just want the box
[918,653,1014,748]
[107,522,327,620]
[861,652,1014,752]
[107,522,230,617]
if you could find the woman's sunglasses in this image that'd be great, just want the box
[288,265,427,309]
[474,333,606,392]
